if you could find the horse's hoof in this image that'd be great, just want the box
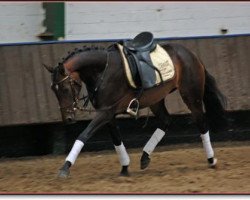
[140,151,151,170]
[120,171,130,177]
[120,166,130,177]
[208,158,217,169]
[140,156,151,170]
[58,169,70,178]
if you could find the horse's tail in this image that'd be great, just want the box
[203,69,228,130]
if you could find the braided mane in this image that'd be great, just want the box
[58,45,106,66]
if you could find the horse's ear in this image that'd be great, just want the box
[43,63,54,73]
[58,63,65,74]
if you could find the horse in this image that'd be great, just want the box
[43,33,227,178]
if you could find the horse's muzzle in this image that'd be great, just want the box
[61,112,77,124]
[64,116,77,124]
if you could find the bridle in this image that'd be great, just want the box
[52,51,110,113]
[52,73,89,113]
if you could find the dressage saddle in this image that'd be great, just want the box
[122,32,164,116]
[123,32,162,89]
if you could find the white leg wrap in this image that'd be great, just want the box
[66,140,84,165]
[200,131,214,159]
[143,128,165,155]
[114,142,130,166]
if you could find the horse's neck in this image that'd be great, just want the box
[77,51,107,94]
[65,50,106,83]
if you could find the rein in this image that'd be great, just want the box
[91,51,110,105]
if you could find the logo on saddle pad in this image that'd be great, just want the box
[117,43,175,89]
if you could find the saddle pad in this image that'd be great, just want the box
[117,43,175,89]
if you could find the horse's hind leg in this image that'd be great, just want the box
[108,118,130,176]
[140,99,171,169]
[179,88,217,168]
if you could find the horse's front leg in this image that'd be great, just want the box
[108,119,130,176]
[58,111,114,178]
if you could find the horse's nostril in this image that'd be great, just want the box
[66,117,72,122]
[65,116,76,124]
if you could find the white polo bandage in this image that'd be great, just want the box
[114,142,130,166]
[66,140,84,165]
[143,128,165,155]
[200,131,214,159]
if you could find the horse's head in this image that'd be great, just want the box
[43,63,82,124]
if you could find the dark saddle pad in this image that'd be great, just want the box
[123,32,163,89]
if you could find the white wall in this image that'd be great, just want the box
[1,2,250,43]
[65,2,250,40]
[0,3,45,43]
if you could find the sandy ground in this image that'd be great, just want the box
[0,141,249,194]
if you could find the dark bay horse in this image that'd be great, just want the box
[43,39,227,178]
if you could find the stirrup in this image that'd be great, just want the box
[127,98,139,117]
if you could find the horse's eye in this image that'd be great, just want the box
[51,83,59,91]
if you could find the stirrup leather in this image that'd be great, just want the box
[126,98,139,117]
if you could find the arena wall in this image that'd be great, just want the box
[0,3,44,43]
[0,3,250,157]
[1,3,250,43]
[65,2,250,40]
[0,34,249,127]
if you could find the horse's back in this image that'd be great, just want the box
[161,43,197,60]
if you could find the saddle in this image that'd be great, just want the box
[117,32,175,116]
[123,32,162,89]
